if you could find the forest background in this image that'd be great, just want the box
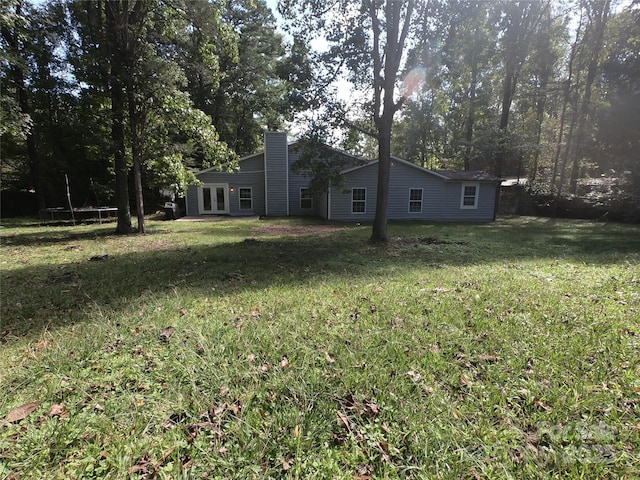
[1,0,639,224]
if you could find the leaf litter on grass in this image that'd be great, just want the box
[1,217,639,478]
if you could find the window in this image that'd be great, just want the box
[409,188,423,213]
[300,188,313,209]
[239,187,252,210]
[460,183,479,209]
[352,188,366,213]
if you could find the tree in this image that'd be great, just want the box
[280,0,419,242]
[596,5,640,194]
[493,0,547,177]
[1,0,45,210]
[68,0,237,234]
[568,0,610,194]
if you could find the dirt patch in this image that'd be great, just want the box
[393,237,467,246]
[252,224,345,237]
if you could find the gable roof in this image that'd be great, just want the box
[195,139,366,176]
[435,169,502,182]
[342,155,501,183]
[194,138,501,184]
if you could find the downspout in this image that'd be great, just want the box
[264,139,269,216]
[285,141,290,216]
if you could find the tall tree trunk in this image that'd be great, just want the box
[370,0,414,242]
[1,4,46,211]
[18,77,46,211]
[128,87,145,233]
[530,69,549,182]
[569,0,610,194]
[551,11,583,192]
[495,64,518,178]
[106,2,133,234]
[464,55,478,171]
[371,120,392,242]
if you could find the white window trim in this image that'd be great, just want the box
[351,187,366,214]
[300,187,313,210]
[460,182,479,209]
[238,187,252,210]
[408,188,423,213]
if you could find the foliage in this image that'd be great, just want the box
[1,0,303,228]
[290,137,366,195]
[1,217,639,478]
[280,0,420,241]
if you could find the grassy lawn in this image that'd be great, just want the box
[1,216,639,479]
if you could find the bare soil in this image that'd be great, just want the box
[252,224,345,237]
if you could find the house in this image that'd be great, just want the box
[185,131,501,222]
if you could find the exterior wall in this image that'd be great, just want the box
[318,192,329,219]
[438,182,497,221]
[387,161,447,220]
[287,147,317,216]
[329,161,498,222]
[186,135,498,221]
[329,163,379,221]
[264,131,288,216]
[239,153,264,173]
[187,171,265,216]
[186,185,199,216]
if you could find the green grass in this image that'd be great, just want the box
[1,216,639,479]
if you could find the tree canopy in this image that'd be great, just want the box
[1,0,304,231]
[2,0,638,229]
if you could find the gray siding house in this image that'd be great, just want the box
[185,132,501,222]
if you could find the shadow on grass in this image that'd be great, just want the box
[2,217,639,338]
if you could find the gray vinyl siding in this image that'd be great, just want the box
[438,182,496,221]
[329,163,378,221]
[189,171,265,216]
[318,192,329,219]
[387,161,446,220]
[185,185,199,216]
[287,147,317,216]
[329,161,498,221]
[239,153,264,172]
[264,132,288,216]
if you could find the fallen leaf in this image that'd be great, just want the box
[49,404,67,418]
[227,401,241,415]
[282,458,294,471]
[478,354,502,363]
[4,402,39,423]
[364,402,380,416]
[337,411,350,430]
[534,399,551,411]
[35,339,51,351]
[325,352,336,363]
[159,326,176,342]
[281,356,289,368]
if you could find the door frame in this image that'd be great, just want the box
[197,183,230,214]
